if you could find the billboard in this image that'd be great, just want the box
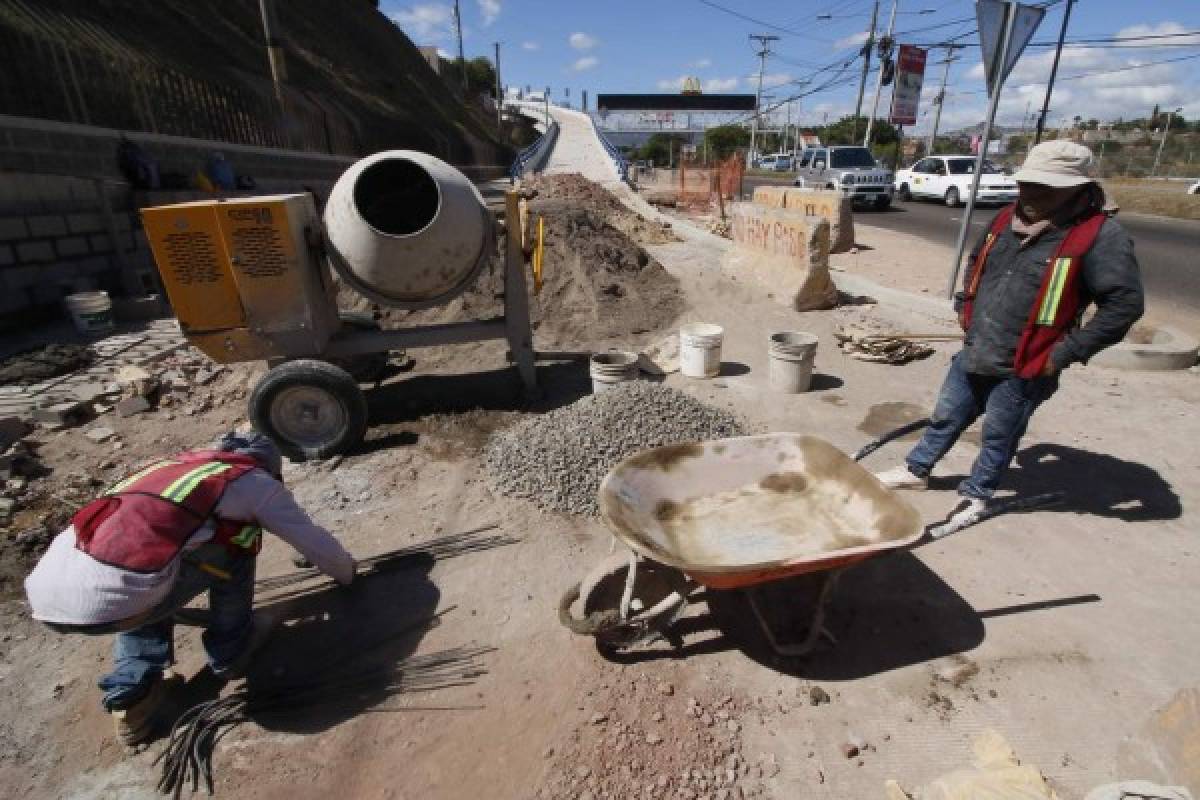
[889,45,927,126]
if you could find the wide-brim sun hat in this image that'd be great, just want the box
[1013,140,1098,188]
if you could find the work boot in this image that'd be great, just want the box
[874,465,929,490]
[928,496,988,539]
[111,672,175,747]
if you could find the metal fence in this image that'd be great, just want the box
[0,1,360,155]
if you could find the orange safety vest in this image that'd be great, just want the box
[71,451,264,573]
[961,204,1106,379]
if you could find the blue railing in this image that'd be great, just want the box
[509,115,559,179]
[588,114,628,183]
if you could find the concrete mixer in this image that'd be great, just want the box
[141,150,536,461]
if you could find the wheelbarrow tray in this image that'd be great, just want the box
[598,433,923,590]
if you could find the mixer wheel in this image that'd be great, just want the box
[250,359,367,461]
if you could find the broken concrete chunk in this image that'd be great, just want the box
[192,368,219,385]
[116,396,152,418]
[0,416,27,450]
[84,426,117,443]
[32,401,86,427]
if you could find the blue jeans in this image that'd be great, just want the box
[906,353,1059,500]
[97,543,256,710]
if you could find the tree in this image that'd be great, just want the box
[818,115,899,147]
[439,56,497,97]
[637,133,689,167]
[703,125,750,160]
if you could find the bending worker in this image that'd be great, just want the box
[876,141,1144,533]
[25,432,355,746]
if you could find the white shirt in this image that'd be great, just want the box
[25,468,355,626]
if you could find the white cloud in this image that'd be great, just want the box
[477,0,500,26]
[834,31,869,51]
[521,40,539,51]
[745,72,793,90]
[690,58,713,69]
[657,76,688,91]
[569,32,598,51]
[391,3,455,42]
[705,77,740,92]
[572,56,599,72]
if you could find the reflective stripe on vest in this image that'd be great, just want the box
[105,460,178,495]
[161,462,235,503]
[1036,257,1073,326]
[229,524,262,549]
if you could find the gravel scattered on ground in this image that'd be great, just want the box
[483,381,744,516]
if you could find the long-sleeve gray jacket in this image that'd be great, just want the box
[955,211,1144,377]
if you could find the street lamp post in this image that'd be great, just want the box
[1152,107,1182,176]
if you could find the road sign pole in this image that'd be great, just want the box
[946,1,1018,299]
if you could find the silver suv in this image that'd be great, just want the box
[794,146,894,210]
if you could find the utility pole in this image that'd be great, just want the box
[258,0,291,146]
[852,1,881,144]
[748,34,779,168]
[864,0,899,147]
[926,46,957,155]
[493,42,503,130]
[453,0,468,92]
[1153,107,1182,175]
[1034,0,1075,144]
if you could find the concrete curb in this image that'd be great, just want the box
[831,271,957,322]
[1090,325,1199,371]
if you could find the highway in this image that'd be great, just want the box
[745,175,1200,334]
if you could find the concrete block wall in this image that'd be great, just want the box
[0,114,508,329]
[0,115,356,328]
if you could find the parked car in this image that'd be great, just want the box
[757,153,794,172]
[1188,180,1200,195]
[895,156,1018,207]
[793,146,894,209]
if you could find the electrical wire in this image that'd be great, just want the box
[695,0,833,42]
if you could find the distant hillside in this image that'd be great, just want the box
[0,0,510,165]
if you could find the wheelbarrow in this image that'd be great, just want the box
[558,422,1064,657]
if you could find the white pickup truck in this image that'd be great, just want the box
[895,155,1018,207]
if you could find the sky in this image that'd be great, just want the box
[383,0,1200,136]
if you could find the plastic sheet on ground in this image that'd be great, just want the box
[884,729,1059,800]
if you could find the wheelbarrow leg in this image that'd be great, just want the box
[746,568,843,658]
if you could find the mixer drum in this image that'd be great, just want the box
[323,150,492,309]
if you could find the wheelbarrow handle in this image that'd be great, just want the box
[852,417,932,462]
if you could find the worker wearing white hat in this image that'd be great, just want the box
[877,140,1144,534]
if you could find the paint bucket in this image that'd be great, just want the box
[679,323,723,378]
[589,350,639,393]
[65,291,115,336]
[768,331,818,392]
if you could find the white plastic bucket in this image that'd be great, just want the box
[768,331,818,392]
[680,323,724,379]
[589,350,639,393]
[65,291,115,336]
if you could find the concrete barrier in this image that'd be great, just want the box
[724,202,837,311]
[751,186,854,253]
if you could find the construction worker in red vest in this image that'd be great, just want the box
[24,432,356,746]
[876,141,1144,535]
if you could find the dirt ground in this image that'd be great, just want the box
[2,129,1199,799]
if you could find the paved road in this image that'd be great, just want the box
[745,176,1200,333]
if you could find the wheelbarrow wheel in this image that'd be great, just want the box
[249,359,367,462]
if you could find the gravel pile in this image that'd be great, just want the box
[484,382,744,516]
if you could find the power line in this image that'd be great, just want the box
[695,0,832,42]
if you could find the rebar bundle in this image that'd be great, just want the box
[155,639,493,798]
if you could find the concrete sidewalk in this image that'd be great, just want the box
[541,109,1200,795]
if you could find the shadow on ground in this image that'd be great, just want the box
[938,443,1183,522]
[603,553,985,681]
[240,553,444,734]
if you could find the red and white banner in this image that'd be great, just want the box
[889,45,928,126]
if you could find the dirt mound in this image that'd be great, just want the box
[338,181,684,356]
[526,173,680,246]
[0,345,95,387]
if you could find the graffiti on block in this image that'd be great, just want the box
[731,206,814,260]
